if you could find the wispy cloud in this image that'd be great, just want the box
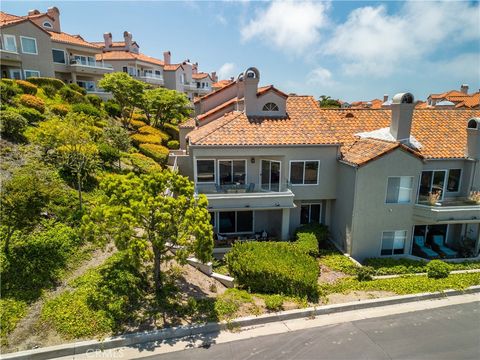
[217,62,237,79]
[216,14,227,26]
[307,66,334,85]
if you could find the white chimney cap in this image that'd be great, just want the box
[392,92,414,104]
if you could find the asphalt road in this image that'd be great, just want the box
[145,302,480,360]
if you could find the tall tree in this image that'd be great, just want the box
[83,171,213,293]
[318,95,341,108]
[141,88,191,128]
[98,72,146,127]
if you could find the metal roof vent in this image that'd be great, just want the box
[392,92,414,104]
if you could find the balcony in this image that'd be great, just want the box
[69,60,114,75]
[413,197,480,224]
[195,182,295,211]
[183,82,197,91]
[0,49,21,63]
[138,74,164,86]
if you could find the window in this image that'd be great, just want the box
[9,69,22,80]
[155,70,161,76]
[418,170,446,202]
[74,55,96,66]
[447,169,461,192]
[196,160,215,183]
[300,204,321,224]
[20,36,37,54]
[386,176,413,203]
[218,160,246,185]
[43,21,53,28]
[77,81,95,91]
[262,102,279,111]
[3,35,17,52]
[52,49,66,64]
[290,161,319,185]
[381,230,406,255]
[219,211,253,233]
[24,70,40,78]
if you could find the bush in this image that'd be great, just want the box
[0,298,28,345]
[19,94,45,113]
[357,266,375,281]
[41,84,57,98]
[295,223,329,246]
[138,125,170,142]
[85,94,102,108]
[0,111,27,141]
[15,80,37,95]
[130,119,148,129]
[426,260,452,279]
[163,123,179,140]
[104,100,121,118]
[167,140,180,150]
[132,112,148,122]
[98,142,120,167]
[50,103,70,116]
[264,294,284,311]
[131,133,163,145]
[72,103,102,118]
[68,83,87,95]
[59,86,84,104]
[17,107,45,124]
[1,80,20,102]
[318,249,360,275]
[363,258,429,275]
[129,152,161,174]
[295,233,319,257]
[138,143,170,163]
[226,242,319,301]
[25,77,65,90]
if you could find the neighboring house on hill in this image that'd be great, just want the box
[212,78,234,91]
[428,84,480,109]
[173,67,480,262]
[0,8,112,94]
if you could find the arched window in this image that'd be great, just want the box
[43,21,53,28]
[262,102,279,111]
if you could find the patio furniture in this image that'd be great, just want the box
[413,236,440,259]
[432,235,458,258]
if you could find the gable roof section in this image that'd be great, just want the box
[49,31,101,49]
[454,93,480,109]
[192,72,211,80]
[257,85,288,99]
[212,79,233,89]
[95,51,164,66]
[0,11,51,35]
[164,64,183,71]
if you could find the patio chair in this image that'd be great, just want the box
[246,183,255,193]
[432,235,458,258]
[414,236,439,259]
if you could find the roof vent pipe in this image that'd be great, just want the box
[390,93,415,143]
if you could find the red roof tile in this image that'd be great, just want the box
[95,51,164,66]
[49,31,101,49]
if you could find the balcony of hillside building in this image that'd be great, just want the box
[413,196,480,224]
[69,57,114,75]
[183,81,198,91]
[137,73,164,86]
[0,49,22,63]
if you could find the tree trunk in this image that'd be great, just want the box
[153,244,162,295]
[77,173,83,210]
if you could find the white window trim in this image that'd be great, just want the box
[3,34,17,53]
[20,36,38,55]
[446,168,462,194]
[9,69,22,79]
[289,160,320,186]
[217,159,248,185]
[23,69,40,79]
[380,230,407,256]
[217,210,255,235]
[385,176,414,204]
[417,169,448,202]
[43,21,53,28]
[195,158,216,184]
[52,48,67,64]
[73,54,96,67]
[300,203,322,224]
[259,159,282,192]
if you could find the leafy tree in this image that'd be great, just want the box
[101,124,131,169]
[98,73,145,127]
[141,88,191,128]
[83,171,214,293]
[318,95,341,108]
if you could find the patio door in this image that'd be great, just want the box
[418,170,447,202]
[260,160,281,192]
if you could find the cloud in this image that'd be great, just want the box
[216,14,227,25]
[324,1,480,76]
[241,1,329,54]
[217,62,237,79]
[307,67,334,85]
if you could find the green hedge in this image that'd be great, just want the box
[72,103,102,118]
[25,77,65,90]
[59,86,85,104]
[17,107,45,124]
[363,257,480,275]
[0,111,27,141]
[163,123,179,140]
[294,224,328,256]
[138,143,169,163]
[225,242,319,301]
[15,80,37,95]
[19,94,45,113]
[1,80,20,102]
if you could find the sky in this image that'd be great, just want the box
[2,0,480,101]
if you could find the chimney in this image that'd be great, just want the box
[103,32,112,48]
[211,71,217,82]
[243,67,260,116]
[461,84,469,94]
[192,63,198,74]
[28,9,40,16]
[390,93,415,143]
[163,51,171,65]
[383,94,388,102]
[46,7,61,32]
[123,31,133,50]
[466,118,480,160]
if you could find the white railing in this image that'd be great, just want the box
[70,60,113,69]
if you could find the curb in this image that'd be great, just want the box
[2,286,480,360]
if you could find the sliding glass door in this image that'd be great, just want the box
[261,160,281,191]
[418,170,446,202]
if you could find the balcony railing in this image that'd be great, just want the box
[69,59,113,69]
[138,74,164,84]
[413,197,480,224]
[195,182,292,195]
[417,197,480,207]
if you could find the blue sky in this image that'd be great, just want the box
[3,1,479,101]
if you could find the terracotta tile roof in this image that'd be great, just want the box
[194,80,237,104]
[430,90,466,100]
[49,31,101,49]
[164,64,182,71]
[192,72,210,80]
[197,98,238,121]
[180,118,196,128]
[454,93,480,109]
[188,96,338,146]
[341,138,422,166]
[95,51,164,66]
[349,99,383,109]
[257,85,288,99]
[212,79,233,89]
[0,12,23,26]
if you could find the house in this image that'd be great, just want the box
[0,8,112,94]
[173,67,480,262]
[427,84,480,109]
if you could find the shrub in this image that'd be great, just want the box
[0,111,27,141]
[357,266,375,281]
[138,125,169,141]
[363,258,429,275]
[41,84,57,98]
[17,107,45,124]
[426,260,452,279]
[85,94,102,108]
[19,94,45,113]
[104,100,121,118]
[318,249,360,275]
[68,83,87,95]
[295,232,319,257]
[1,80,20,102]
[163,122,179,140]
[264,294,284,311]
[138,143,170,163]
[50,103,70,116]
[15,80,37,95]
[295,223,329,246]
[25,77,65,90]
[132,112,148,122]
[167,140,180,150]
[130,133,163,145]
[214,289,255,320]
[59,86,84,104]
[98,142,120,167]
[0,298,27,345]
[226,242,319,301]
[72,103,102,118]
[129,152,161,173]
[130,119,147,129]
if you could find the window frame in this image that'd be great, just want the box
[42,21,53,28]
[23,69,40,79]
[417,170,447,202]
[52,48,67,64]
[300,203,322,225]
[195,159,216,184]
[262,102,279,111]
[217,159,247,185]
[73,54,96,67]
[446,169,462,193]
[20,36,38,55]
[9,69,22,80]
[289,160,320,186]
[3,34,17,52]
[385,176,414,204]
[218,210,254,234]
[380,230,407,256]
